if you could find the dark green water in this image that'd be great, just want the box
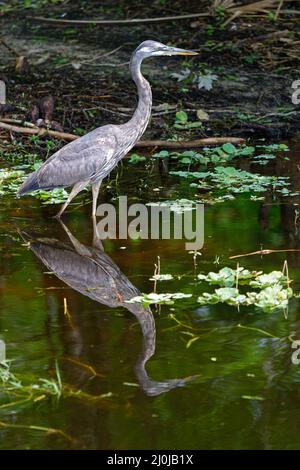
[1,139,300,449]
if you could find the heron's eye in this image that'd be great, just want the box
[138,46,153,54]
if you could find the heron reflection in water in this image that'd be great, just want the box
[20,218,195,396]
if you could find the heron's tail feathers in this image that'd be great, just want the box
[17,171,40,197]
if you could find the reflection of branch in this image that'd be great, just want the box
[0,121,245,147]
[230,248,300,259]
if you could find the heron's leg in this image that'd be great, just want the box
[92,214,104,251]
[92,180,102,218]
[55,181,87,218]
[58,218,91,256]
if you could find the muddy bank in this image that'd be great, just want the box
[0,1,300,148]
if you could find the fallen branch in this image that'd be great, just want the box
[28,12,210,26]
[0,121,77,141]
[28,1,295,27]
[0,36,28,74]
[0,120,245,147]
[0,118,38,128]
[135,137,245,148]
[0,36,20,57]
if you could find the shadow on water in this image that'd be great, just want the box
[19,217,196,397]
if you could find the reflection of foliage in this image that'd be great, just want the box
[0,359,112,442]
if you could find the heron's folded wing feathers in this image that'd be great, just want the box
[37,129,117,188]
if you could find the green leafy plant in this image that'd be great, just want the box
[0,169,25,195]
[171,69,218,91]
[128,153,147,164]
[173,111,203,130]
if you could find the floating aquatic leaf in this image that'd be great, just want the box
[146,199,195,213]
[246,285,293,311]
[197,284,292,312]
[198,287,248,307]
[197,266,293,311]
[257,143,289,152]
[128,153,146,164]
[126,292,192,306]
[249,271,288,289]
[149,274,174,281]
[151,150,170,159]
[222,143,236,155]
[198,267,262,287]
[171,164,290,204]
[242,395,264,401]
[33,188,69,205]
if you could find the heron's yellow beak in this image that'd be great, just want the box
[175,51,198,56]
[165,46,198,56]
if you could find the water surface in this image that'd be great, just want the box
[1,139,300,449]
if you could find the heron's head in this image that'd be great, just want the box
[134,40,198,59]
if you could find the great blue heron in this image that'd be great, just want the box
[17,40,197,217]
[19,218,197,396]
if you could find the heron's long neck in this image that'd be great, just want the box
[123,55,152,142]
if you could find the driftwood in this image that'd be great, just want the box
[0,121,245,147]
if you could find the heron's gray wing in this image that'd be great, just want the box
[27,241,123,305]
[37,126,117,189]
